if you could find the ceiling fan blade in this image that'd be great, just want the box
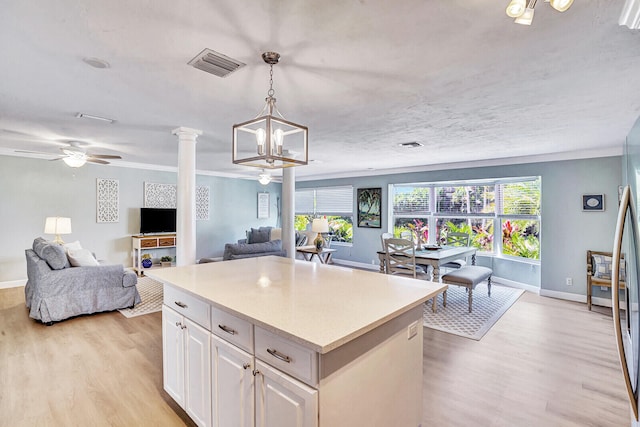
[89,154,122,159]
[14,149,51,155]
[48,157,64,161]
[86,158,109,165]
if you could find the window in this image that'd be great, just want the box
[295,186,354,244]
[390,177,541,260]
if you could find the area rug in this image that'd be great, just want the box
[423,283,524,340]
[118,276,163,318]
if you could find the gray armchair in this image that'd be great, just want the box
[25,238,140,324]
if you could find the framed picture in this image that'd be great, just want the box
[357,188,382,228]
[257,192,270,219]
[583,194,605,211]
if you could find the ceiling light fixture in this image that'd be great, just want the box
[258,169,272,185]
[61,148,87,168]
[75,112,115,123]
[232,52,308,169]
[506,0,574,25]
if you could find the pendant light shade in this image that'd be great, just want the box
[232,52,308,169]
[514,7,535,24]
[549,0,574,12]
[506,0,527,17]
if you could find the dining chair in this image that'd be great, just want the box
[383,238,428,279]
[380,232,393,250]
[442,232,471,270]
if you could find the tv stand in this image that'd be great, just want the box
[132,233,177,276]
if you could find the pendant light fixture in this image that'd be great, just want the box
[506,0,574,25]
[232,52,308,169]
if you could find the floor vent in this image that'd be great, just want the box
[188,48,245,78]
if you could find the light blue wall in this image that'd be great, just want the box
[0,155,281,282]
[297,156,621,295]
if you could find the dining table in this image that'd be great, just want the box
[377,245,477,281]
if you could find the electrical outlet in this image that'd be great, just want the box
[407,321,418,339]
[566,277,573,286]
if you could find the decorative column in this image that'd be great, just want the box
[172,126,202,266]
[282,167,295,258]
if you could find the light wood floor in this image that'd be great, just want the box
[0,287,630,426]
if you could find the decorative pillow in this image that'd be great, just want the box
[248,227,271,244]
[64,240,83,252]
[67,248,100,267]
[33,239,69,270]
[592,254,626,282]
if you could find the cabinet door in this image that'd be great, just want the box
[211,335,254,427]
[255,360,318,427]
[162,305,185,407]
[185,318,212,427]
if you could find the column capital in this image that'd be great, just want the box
[171,127,203,139]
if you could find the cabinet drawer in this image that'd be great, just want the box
[163,285,210,330]
[140,238,158,248]
[211,307,254,353]
[159,237,175,247]
[255,327,318,387]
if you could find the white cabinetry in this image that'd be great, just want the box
[255,360,318,427]
[211,335,254,427]
[162,304,211,427]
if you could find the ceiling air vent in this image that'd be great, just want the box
[188,48,245,78]
[398,142,423,148]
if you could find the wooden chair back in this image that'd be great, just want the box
[384,238,419,278]
[380,232,393,250]
[586,249,626,310]
[446,232,470,247]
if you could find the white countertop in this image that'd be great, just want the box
[147,256,446,354]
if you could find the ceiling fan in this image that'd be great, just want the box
[15,141,122,167]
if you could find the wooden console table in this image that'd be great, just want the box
[132,233,176,276]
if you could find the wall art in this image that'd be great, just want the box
[97,178,119,223]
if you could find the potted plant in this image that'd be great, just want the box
[141,253,153,268]
[161,256,173,267]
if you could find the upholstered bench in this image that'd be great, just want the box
[441,265,493,313]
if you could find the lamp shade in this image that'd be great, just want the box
[44,217,72,244]
[311,218,329,233]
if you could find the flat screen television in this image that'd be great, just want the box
[140,208,176,234]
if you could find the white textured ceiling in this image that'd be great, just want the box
[1,0,639,180]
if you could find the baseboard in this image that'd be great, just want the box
[490,276,540,294]
[0,279,26,289]
[539,288,585,303]
[332,259,380,271]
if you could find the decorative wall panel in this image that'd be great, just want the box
[144,182,209,220]
[97,178,119,223]
[196,186,210,220]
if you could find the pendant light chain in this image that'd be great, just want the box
[268,64,275,98]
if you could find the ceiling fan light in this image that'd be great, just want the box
[549,0,573,12]
[63,156,87,168]
[506,0,527,17]
[258,172,272,185]
[514,7,535,25]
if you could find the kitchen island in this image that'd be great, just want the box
[147,256,446,427]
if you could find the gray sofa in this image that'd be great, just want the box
[25,238,140,324]
[221,227,308,261]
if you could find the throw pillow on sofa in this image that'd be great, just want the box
[67,248,100,267]
[32,238,69,270]
[247,227,271,244]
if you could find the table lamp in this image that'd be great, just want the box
[312,218,329,251]
[44,217,72,244]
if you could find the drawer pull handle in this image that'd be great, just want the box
[218,324,237,335]
[174,301,188,309]
[267,348,291,363]
[242,363,251,370]
[252,369,260,377]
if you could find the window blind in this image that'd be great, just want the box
[316,186,353,215]
[393,186,430,215]
[498,179,540,215]
[436,185,495,214]
[295,189,315,214]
